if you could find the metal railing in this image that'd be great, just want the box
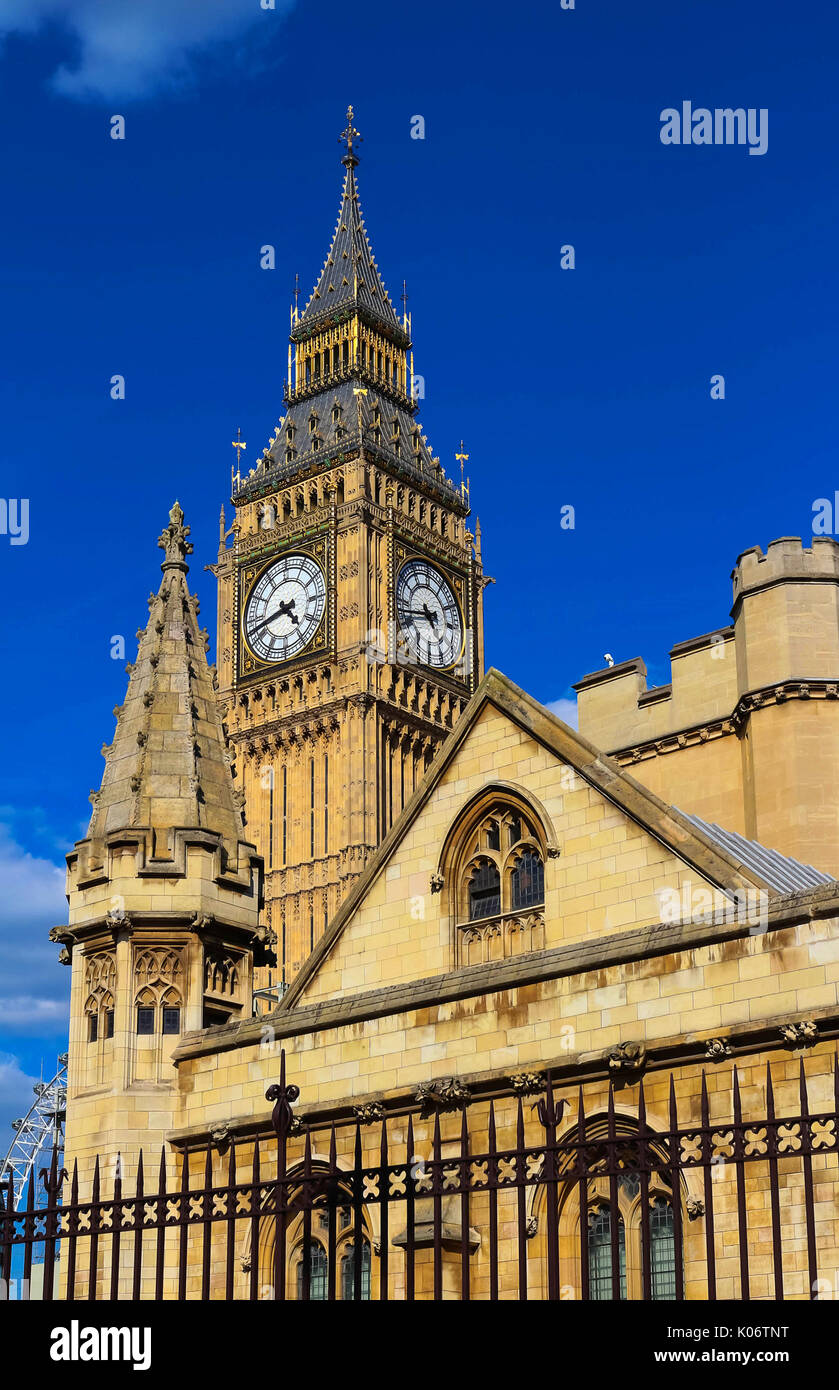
[1,1052,837,1301]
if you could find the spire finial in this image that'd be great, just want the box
[339,105,362,168]
[158,500,193,572]
[455,440,470,502]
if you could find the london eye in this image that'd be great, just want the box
[0,1054,67,1210]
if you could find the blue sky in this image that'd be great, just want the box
[0,0,836,1149]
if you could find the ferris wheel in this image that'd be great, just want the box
[0,1054,67,1210]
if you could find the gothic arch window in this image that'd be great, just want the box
[275,1172,373,1300]
[160,988,181,1036]
[588,1204,626,1300]
[510,850,544,910]
[340,1238,371,1300]
[85,996,100,1043]
[440,789,552,965]
[136,991,155,1035]
[548,1119,683,1301]
[295,1240,328,1301]
[650,1197,677,1299]
[585,1186,678,1301]
[133,949,184,1035]
[468,858,501,921]
[84,951,117,1045]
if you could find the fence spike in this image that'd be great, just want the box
[799,1055,810,1115]
[766,1060,776,1120]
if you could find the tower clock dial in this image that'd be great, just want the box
[396,559,464,670]
[244,554,326,663]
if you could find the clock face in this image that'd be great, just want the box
[244,554,326,663]
[396,559,464,670]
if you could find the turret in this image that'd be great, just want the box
[57,502,266,1183]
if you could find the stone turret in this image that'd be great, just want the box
[58,503,266,1182]
[574,537,839,876]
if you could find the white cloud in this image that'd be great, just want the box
[545,696,578,730]
[0,0,294,100]
[0,1053,41,1156]
[0,825,69,1037]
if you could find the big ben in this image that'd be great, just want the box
[214,110,486,988]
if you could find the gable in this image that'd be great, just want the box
[285,673,772,1010]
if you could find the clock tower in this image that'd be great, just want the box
[214,110,486,988]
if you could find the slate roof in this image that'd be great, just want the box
[678,813,834,894]
[236,380,464,508]
[296,162,400,335]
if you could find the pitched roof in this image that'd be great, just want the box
[87,503,245,857]
[235,380,465,510]
[679,813,834,893]
[279,668,780,1009]
[296,161,400,334]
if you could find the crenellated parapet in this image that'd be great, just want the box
[574,536,839,877]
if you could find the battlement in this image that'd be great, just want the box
[574,626,737,752]
[574,537,839,758]
[732,536,839,611]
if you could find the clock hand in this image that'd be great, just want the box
[409,605,440,628]
[251,598,299,637]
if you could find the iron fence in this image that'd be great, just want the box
[1,1052,837,1301]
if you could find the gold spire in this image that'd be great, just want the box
[339,104,362,168]
[455,441,470,503]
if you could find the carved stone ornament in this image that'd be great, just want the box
[429,872,445,895]
[508,1072,545,1097]
[211,1124,231,1153]
[190,912,213,934]
[415,1077,471,1115]
[158,500,194,569]
[105,908,132,933]
[525,1216,538,1239]
[705,1038,732,1061]
[608,1041,647,1074]
[686,1196,705,1221]
[353,1102,385,1125]
[780,1020,818,1045]
[58,948,71,966]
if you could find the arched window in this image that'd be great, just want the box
[588,1206,626,1300]
[295,1241,328,1301]
[468,859,501,920]
[340,1239,371,1300]
[650,1197,677,1300]
[441,792,551,963]
[510,850,544,910]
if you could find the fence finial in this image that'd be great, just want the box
[266,1050,300,1141]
